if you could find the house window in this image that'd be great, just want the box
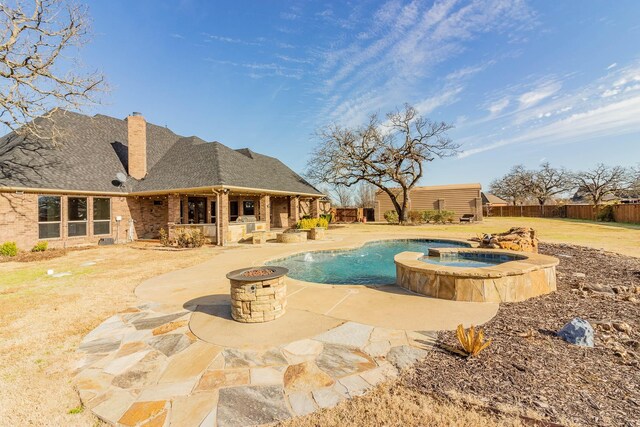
[68,197,87,237]
[243,201,255,216]
[230,201,239,221]
[180,200,184,224]
[210,201,216,224]
[93,198,111,235]
[38,196,61,239]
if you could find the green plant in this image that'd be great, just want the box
[159,228,171,247]
[407,210,423,224]
[0,241,18,257]
[67,406,83,414]
[174,228,206,248]
[421,210,438,223]
[441,210,456,223]
[320,213,333,224]
[31,241,48,252]
[456,324,492,357]
[596,204,615,222]
[317,217,329,228]
[383,210,399,223]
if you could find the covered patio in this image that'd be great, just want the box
[143,187,326,245]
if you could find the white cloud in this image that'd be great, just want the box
[607,62,617,70]
[517,81,561,108]
[487,98,510,115]
[414,86,463,115]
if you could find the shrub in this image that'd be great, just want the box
[421,210,438,223]
[441,210,456,223]
[174,228,205,248]
[596,204,615,222]
[320,213,333,224]
[297,217,330,229]
[407,210,423,224]
[31,241,48,252]
[0,241,18,257]
[159,228,171,247]
[383,210,399,223]
[456,324,492,357]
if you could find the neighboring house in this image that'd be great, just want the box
[0,110,325,249]
[481,192,508,207]
[374,183,483,221]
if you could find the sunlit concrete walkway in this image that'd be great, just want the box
[75,230,498,426]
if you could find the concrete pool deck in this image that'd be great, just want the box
[74,232,499,426]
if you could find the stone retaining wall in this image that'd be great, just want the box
[230,276,287,322]
[395,249,558,303]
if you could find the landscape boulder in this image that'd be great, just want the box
[476,227,538,253]
[557,317,594,347]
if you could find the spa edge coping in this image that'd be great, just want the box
[394,249,559,279]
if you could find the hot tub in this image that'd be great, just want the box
[394,248,559,303]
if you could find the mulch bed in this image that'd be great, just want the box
[407,243,640,427]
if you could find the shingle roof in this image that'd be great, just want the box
[0,110,321,196]
[481,192,508,205]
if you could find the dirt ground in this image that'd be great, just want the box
[0,243,219,426]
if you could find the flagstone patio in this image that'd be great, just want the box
[74,233,499,426]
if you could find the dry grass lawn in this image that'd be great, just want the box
[0,243,218,426]
[0,217,637,426]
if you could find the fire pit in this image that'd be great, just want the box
[226,266,288,323]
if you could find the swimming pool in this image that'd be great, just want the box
[421,252,519,268]
[270,239,471,285]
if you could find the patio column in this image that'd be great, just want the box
[219,191,229,246]
[167,195,181,240]
[288,195,299,228]
[181,196,189,224]
[311,198,320,218]
[259,195,270,231]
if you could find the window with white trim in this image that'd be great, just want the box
[93,198,111,235]
[38,196,61,239]
[68,197,87,237]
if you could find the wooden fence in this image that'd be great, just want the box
[332,207,364,223]
[484,204,640,224]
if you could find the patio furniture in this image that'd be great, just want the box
[460,214,475,223]
[227,266,288,323]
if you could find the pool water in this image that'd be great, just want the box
[270,239,469,285]
[420,256,505,268]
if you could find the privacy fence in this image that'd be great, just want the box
[484,204,640,224]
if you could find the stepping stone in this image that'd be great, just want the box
[222,348,288,368]
[359,361,398,386]
[363,340,391,358]
[78,337,121,354]
[171,391,218,427]
[314,322,373,349]
[282,339,323,364]
[315,344,376,378]
[250,367,285,386]
[406,330,438,349]
[118,400,167,426]
[104,350,151,376]
[75,369,114,405]
[152,320,188,336]
[159,341,222,384]
[148,334,191,357]
[112,350,166,389]
[288,391,317,416]
[337,375,371,397]
[137,380,197,401]
[92,389,137,424]
[312,387,344,409]
[132,312,187,330]
[216,385,291,427]
[283,361,334,392]
[195,370,250,391]
[386,345,428,370]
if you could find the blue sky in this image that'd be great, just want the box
[81,0,640,188]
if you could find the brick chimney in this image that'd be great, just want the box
[127,112,147,179]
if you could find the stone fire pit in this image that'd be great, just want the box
[226,266,288,323]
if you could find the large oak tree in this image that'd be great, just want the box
[306,104,458,223]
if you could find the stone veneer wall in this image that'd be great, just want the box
[230,275,287,322]
[395,250,558,303]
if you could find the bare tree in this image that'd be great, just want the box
[489,165,529,206]
[571,164,628,205]
[526,162,573,205]
[331,185,353,207]
[355,182,376,208]
[306,104,457,223]
[0,0,105,182]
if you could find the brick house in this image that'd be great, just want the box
[0,110,326,249]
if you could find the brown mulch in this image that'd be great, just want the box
[0,248,79,263]
[241,268,276,277]
[407,243,640,427]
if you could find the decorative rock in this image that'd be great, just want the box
[216,385,291,427]
[573,272,586,278]
[283,361,335,391]
[386,345,428,370]
[282,339,324,364]
[557,317,594,347]
[478,227,538,252]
